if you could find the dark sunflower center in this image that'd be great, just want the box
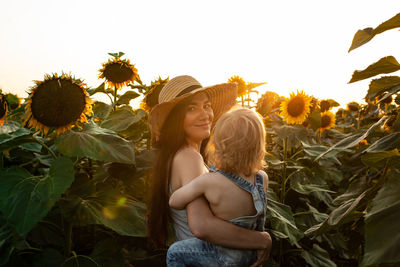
[321,115,331,128]
[287,96,305,117]
[320,101,330,112]
[103,63,134,84]
[0,98,7,118]
[31,79,86,127]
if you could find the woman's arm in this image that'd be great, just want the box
[169,176,206,210]
[173,149,271,250]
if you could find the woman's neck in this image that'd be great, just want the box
[185,139,202,152]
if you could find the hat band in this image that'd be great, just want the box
[176,85,202,97]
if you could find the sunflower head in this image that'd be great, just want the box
[99,56,139,89]
[0,93,8,126]
[320,111,336,131]
[25,73,93,136]
[141,77,169,111]
[336,108,346,118]
[347,101,360,113]
[228,75,247,97]
[309,97,319,113]
[5,93,21,110]
[319,100,330,112]
[280,90,312,124]
[256,91,279,117]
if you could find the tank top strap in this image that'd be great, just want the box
[209,166,254,193]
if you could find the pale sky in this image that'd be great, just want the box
[1,0,399,108]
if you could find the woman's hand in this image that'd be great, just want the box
[250,232,272,267]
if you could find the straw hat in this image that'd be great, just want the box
[148,75,238,146]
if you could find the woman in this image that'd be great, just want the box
[146,75,271,266]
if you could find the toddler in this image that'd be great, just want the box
[167,108,269,267]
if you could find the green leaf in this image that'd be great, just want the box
[266,189,303,246]
[366,76,400,101]
[365,132,400,152]
[332,176,368,206]
[349,13,400,52]
[33,248,65,267]
[308,111,321,130]
[56,123,135,164]
[92,101,112,119]
[305,186,374,237]
[0,157,74,236]
[87,82,106,96]
[89,238,124,267]
[108,52,125,58]
[60,193,147,237]
[0,128,34,151]
[0,121,21,134]
[302,142,343,164]
[0,221,15,266]
[101,107,146,132]
[362,173,400,266]
[272,124,308,144]
[62,255,100,267]
[361,149,400,167]
[289,171,335,195]
[315,116,387,160]
[301,244,337,267]
[349,56,400,83]
[116,90,140,105]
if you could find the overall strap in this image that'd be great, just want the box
[209,166,255,193]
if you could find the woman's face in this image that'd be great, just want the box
[183,92,214,145]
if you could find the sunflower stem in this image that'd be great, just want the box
[34,138,57,159]
[281,137,288,203]
[316,129,321,144]
[64,220,73,257]
[113,85,118,111]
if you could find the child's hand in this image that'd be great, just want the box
[250,232,271,267]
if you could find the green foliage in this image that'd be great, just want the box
[0,157,74,236]
[0,24,399,266]
[56,122,136,164]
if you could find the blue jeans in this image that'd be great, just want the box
[167,237,257,267]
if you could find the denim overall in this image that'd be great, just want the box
[167,167,267,267]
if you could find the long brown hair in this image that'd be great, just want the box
[146,95,209,248]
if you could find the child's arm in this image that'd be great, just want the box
[259,170,269,191]
[169,174,207,210]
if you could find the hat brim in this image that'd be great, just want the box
[148,82,238,147]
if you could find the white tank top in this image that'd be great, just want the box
[169,184,194,240]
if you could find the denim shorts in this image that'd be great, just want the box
[166,237,257,267]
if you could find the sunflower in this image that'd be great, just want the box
[347,101,360,113]
[320,111,336,131]
[256,91,279,117]
[280,90,312,124]
[309,97,319,113]
[228,75,247,97]
[25,73,93,136]
[336,108,346,118]
[319,100,330,112]
[141,77,169,111]
[0,94,8,126]
[99,57,139,89]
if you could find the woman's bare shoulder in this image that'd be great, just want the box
[172,147,206,185]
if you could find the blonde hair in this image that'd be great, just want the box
[210,108,266,176]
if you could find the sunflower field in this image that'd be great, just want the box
[0,14,399,267]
